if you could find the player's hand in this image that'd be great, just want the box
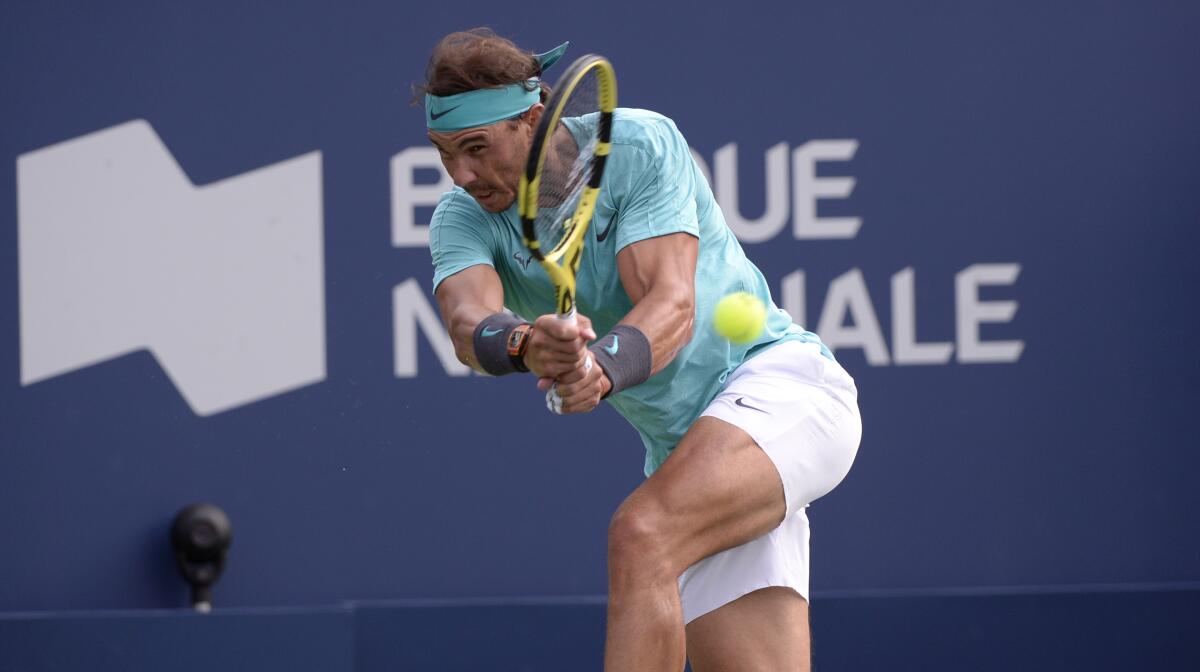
[523,313,597,379]
[537,352,611,414]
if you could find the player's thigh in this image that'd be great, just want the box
[686,587,810,672]
[615,416,787,572]
[701,341,861,520]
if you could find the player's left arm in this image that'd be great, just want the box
[543,232,697,411]
[612,232,698,375]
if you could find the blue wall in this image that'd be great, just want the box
[4,589,1198,671]
[2,0,1198,619]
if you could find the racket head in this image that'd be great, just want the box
[519,54,617,317]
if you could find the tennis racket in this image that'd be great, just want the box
[518,54,616,413]
[519,53,617,320]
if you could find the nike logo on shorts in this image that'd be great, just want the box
[735,397,768,414]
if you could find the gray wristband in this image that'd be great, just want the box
[589,324,652,397]
[472,312,530,376]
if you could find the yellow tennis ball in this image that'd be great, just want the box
[713,292,767,344]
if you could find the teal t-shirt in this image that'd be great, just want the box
[430,108,832,475]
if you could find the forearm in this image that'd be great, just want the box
[446,303,499,373]
[608,232,699,381]
[434,266,509,374]
[615,286,695,376]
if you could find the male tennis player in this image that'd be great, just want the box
[420,29,861,672]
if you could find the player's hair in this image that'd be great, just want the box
[415,28,551,106]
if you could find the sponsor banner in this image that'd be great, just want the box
[1,2,1197,610]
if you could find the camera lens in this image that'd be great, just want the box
[171,503,232,611]
[189,521,217,550]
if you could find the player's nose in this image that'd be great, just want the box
[450,164,477,188]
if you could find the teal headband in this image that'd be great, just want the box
[425,41,569,132]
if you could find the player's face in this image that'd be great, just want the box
[428,105,543,213]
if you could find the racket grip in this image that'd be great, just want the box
[546,353,592,415]
[545,308,588,415]
[557,308,590,372]
[556,309,591,372]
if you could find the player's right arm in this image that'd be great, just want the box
[434,265,593,377]
[434,265,506,373]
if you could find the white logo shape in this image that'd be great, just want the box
[17,119,326,416]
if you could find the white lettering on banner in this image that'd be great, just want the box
[772,265,1024,366]
[392,263,1023,373]
[691,140,861,241]
[814,269,891,365]
[956,264,1025,363]
[792,140,862,240]
[391,146,453,247]
[394,140,863,246]
[714,142,790,243]
[687,140,1024,367]
[390,139,1023,373]
[892,267,954,365]
[17,120,326,416]
[392,279,471,377]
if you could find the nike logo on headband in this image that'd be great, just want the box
[430,105,461,121]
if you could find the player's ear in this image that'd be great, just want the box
[523,103,544,131]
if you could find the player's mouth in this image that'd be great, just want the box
[471,188,505,209]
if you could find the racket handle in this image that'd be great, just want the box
[546,353,593,415]
[555,307,589,372]
[546,307,588,414]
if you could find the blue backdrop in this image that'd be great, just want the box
[2,0,1198,615]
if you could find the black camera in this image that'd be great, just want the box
[171,503,232,612]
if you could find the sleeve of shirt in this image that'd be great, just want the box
[611,118,701,252]
[429,190,496,293]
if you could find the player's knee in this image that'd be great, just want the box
[607,504,672,581]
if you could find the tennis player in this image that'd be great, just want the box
[420,29,861,672]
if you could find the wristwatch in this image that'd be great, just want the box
[507,323,532,372]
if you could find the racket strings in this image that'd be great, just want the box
[531,71,601,252]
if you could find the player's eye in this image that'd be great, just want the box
[467,144,486,155]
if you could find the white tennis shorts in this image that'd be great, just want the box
[678,340,862,624]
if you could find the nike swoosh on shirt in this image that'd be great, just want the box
[430,105,461,121]
[481,326,504,337]
[735,397,768,414]
[595,220,614,242]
